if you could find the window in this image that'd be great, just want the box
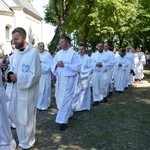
[5,26,10,40]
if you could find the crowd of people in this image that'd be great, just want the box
[0,27,147,150]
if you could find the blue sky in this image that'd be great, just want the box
[32,0,48,18]
[32,0,55,47]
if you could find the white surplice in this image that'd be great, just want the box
[51,48,81,124]
[37,50,53,110]
[0,71,16,150]
[125,52,135,87]
[6,54,16,129]
[91,51,111,101]
[114,55,129,91]
[72,54,93,111]
[132,53,139,82]
[104,50,115,93]
[135,52,146,80]
[6,44,42,149]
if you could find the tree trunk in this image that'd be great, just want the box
[144,37,150,52]
[48,25,62,55]
[118,34,123,49]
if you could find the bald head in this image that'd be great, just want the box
[38,42,45,53]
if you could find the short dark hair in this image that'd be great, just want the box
[98,42,104,45]
[12,27,26,38]
[61,36,71,45]
[120,49,126,53]
[78,43,86,48]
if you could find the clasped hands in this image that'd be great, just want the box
[5,73,17,83]
[96,62,102,67]
[56,61,64,67]
[118,63,122,67]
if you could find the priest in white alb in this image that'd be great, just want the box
[37,42,53,110]
[114,50,129,93]
[103,42,115,97]
[135,47,146,81]
[72,44,93,111]
[6,27,41,150]
[91,42,111,106]
[51,36,81,130]
[125,46,135,87]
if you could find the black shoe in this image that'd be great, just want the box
[59,124,67,130]
[17,146,30,150]
[99,100,104,103]
[108,92,113,97]
[103,97,108,103]
[118,91,123,93]
[124,87,128,89]
[92,101,99,106]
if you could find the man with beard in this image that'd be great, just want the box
[6,27,42,150]
[103,42,115,97]
[51,36,81,130]
[91,42,111,105]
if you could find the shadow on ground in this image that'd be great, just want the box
[12,66,150,150]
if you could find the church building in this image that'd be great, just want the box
[0,0,43,54]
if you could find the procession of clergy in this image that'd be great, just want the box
[0,27,146,150]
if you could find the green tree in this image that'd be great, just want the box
[132,0,150,50]
[44,0,74,54]
[44,0,150,52]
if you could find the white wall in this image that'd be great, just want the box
[0,14,14,54]
[0,9,42,54]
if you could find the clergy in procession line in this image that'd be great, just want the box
[131,48,139,82]
[5,27,42,150]
[91,42,111,106]
[114,49,129,93]
[51,36,81,130]
[135,47,146,81]
[103,42,115,97]
[0,64,16,150]
[72,43,93,111]
[125,46,135,87]
[37,42,53,110]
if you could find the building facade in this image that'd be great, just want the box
[0,0,42,54]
